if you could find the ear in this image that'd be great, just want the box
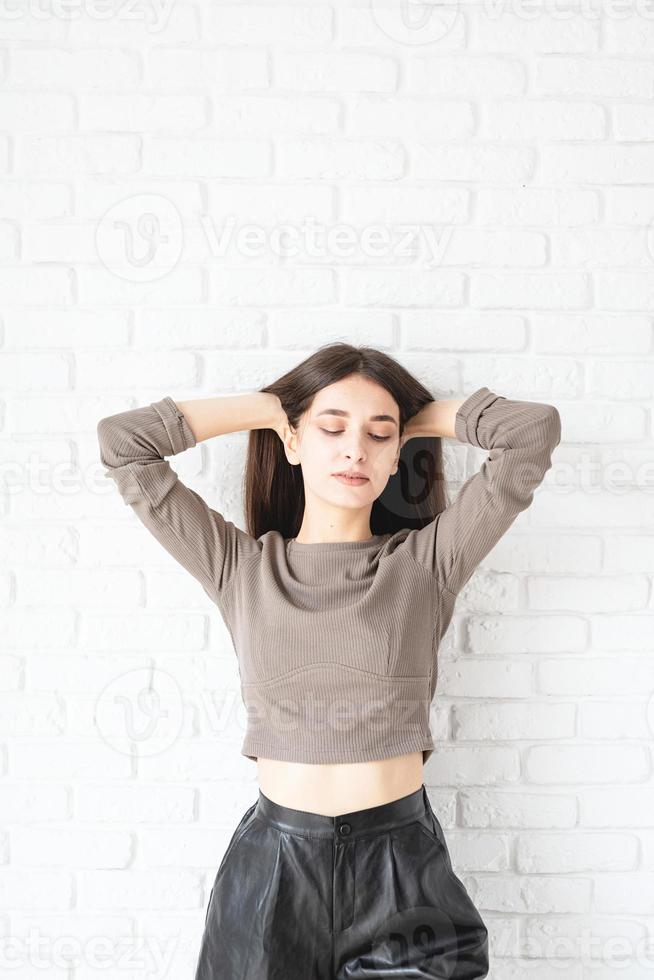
[283,424,300,465]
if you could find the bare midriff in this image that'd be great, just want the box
[256,750,424,816]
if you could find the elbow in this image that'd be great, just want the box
[96,415,125,469]
[529,406,561,485]
[96,416,111,465]
[522,403,560,454]
[541,405,562,451]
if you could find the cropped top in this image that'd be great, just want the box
[96,386,561,766]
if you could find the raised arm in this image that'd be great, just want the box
[400,386,561,596]
[96,392,280,606]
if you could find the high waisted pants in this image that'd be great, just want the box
[194,783,489,979]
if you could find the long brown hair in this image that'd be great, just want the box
[244,342,449,540]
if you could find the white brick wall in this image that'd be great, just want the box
[1,0,654,976]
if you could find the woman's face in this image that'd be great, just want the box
[285,373,401,512]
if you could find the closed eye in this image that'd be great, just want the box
[320,429,390,442]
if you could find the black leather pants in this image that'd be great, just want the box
[194,783,489,979]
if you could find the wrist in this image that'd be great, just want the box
[259,391,284,430]
[406,398,464,441]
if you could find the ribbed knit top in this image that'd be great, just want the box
[96,386,561,765]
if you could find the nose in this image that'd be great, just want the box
[344,444,366,463]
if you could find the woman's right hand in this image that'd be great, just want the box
[267,393,291,444]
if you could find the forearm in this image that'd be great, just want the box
[173,392,280,443]
[405,397,466,440]
[96,394,264,606]
[401,386,561,595]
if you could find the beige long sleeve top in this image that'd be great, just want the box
[97,386,561,765]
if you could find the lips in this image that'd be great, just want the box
[333,472,369,486]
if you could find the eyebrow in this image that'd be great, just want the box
[316,409,398,426]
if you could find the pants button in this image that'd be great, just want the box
[338,822,351,836]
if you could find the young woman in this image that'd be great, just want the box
[97,342,561,979]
